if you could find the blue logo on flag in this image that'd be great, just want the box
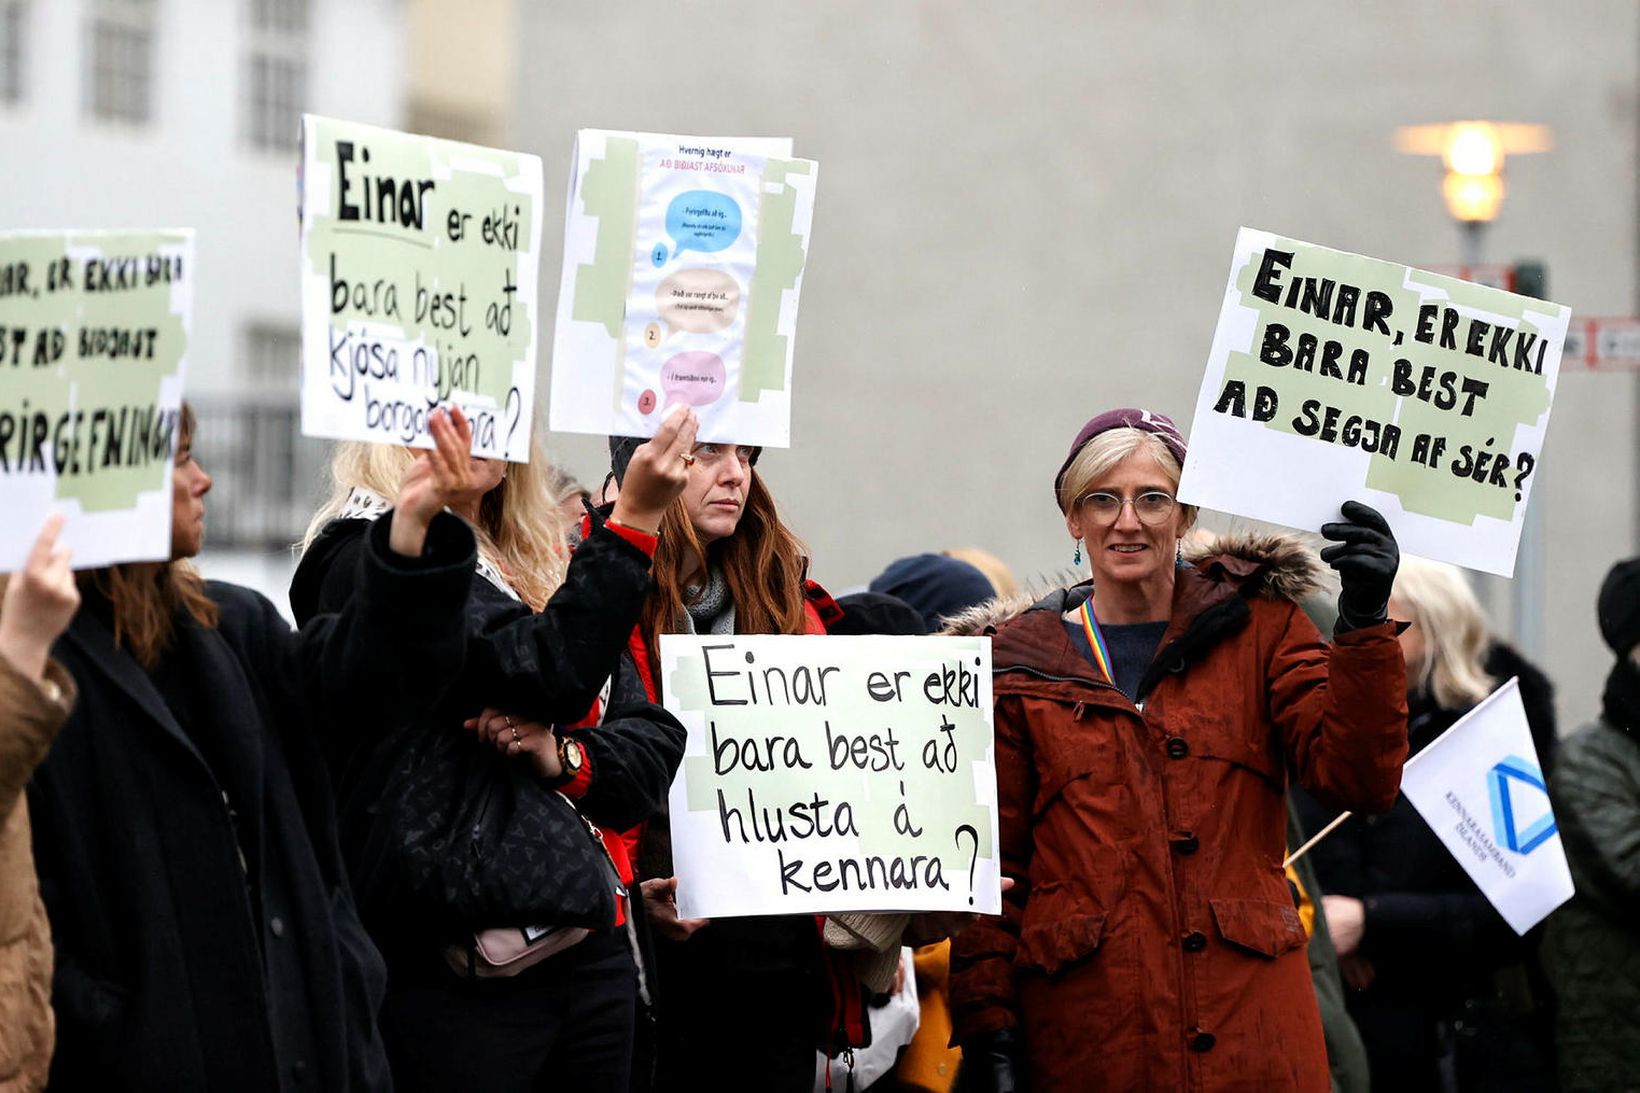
[1487,755,1556,854]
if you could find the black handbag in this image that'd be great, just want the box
[387,725,619,930]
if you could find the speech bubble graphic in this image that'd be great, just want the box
[661,351,727,407]
[656,269,742,335]
[666,192,742,259]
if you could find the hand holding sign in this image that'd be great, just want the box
[388,407,474,558]
[0,513,80,683]
[609,404,698,533]
[1320,500,1400,631]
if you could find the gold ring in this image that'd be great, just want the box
[504,714,514,729]
[510,725,521,744]
[681,453,696,467]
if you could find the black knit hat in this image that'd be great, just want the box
[1598,556,1640,657]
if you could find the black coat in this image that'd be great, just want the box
[1292,641,1558,1092]
[30,513,475,1092]
[289,515,685,961]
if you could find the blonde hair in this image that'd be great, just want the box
[943,547,1018,597]
[1393,556,1495,709]
[1057,428,1199,528]
[302,431,568,611]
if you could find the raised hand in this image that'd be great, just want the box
[1321,500,1400,632]
[610,405,699,534]
[0,512,80,682]
[462,707,562,781]
[389,407,476,557]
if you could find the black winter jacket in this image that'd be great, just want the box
[290,514,685,961]
[1292,640,1558,1092]
[30,512,475,1092]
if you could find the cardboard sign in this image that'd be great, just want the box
[300,115,543,461]
[0,229,192,570]
[660,634,1000,918]
[1179,228,1571,576]
[550,130,818,447]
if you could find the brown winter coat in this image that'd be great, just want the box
[0,655,74,1092]
[949,537,1407,1091]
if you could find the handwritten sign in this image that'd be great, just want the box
[660,634,999,918]
[299,115,543,461]
[550,130,818,447]
[0,229,192,570]
[1179,228,1571,576]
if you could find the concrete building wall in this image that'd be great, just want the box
[514,2,1640,730]
[0,0,406,396]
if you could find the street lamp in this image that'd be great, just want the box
[1394,119,1555,657]
[1395,120,1552,265]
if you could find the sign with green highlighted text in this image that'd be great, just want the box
[550,130,818,447]
[1178,228,1571,576]
[299,115,543,462]
[660,634,1000,919]
[0,229,192,571]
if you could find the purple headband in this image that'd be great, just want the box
[1054,408,1189,508]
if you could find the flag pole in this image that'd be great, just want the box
[1283,811,1352,868]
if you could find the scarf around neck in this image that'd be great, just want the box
[683,566,735,636]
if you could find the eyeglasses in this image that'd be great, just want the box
[691,442,757,466]
[1074,490,1177,526]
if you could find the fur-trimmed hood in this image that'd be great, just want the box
[939,531,1331,637]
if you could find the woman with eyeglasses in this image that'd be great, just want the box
[948,408,1409,1092]
[600,433,851,1093]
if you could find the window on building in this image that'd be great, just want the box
[243,0,308,152]
[0,1,26,105]
[84,0,156,124]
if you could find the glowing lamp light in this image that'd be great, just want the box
[1395,120,1552,223]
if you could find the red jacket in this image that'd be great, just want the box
[949,535,1407,1091]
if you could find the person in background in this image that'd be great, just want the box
[869,553,998,633]
[0,515,80,1091]
[551,469,594,546]
[30,405,478,1091]
[942,547,1019,600]
[1544,556,1640,1093]
[292,407,697,1093]
[950,407,1407,1092]
[1294,556,1557,1092]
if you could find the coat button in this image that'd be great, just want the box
[1172,833,1200,855]
[269,916,286,939]
[1165,737,1189,759]
[1182,931,1207,952]
[1190,1030,1217,1052]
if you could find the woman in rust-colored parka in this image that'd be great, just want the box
[949,409,1408,1092]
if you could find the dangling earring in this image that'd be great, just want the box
[1176,543,1182,565]
[1073,539,1082,565]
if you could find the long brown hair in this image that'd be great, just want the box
[87,403,218,668]
[640,472,809,661]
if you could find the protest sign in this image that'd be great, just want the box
[1399,678,1574,934]
[299,115,543,462]
[550,130,818,447]
[0,229,192,571]
[1178,228,1571,576]
[660,634,999,919]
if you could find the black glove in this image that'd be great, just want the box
[1320,500,1399,633]
[958,1027,1022,1093]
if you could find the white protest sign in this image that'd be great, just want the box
[0,229,192,570]
[1400,677,1574,934]
[660,634,999,919]
[300,115,543,461]
[550,130,818,447]
[1179,227,1571,576]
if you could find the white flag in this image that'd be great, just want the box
[1399,677,1574,934]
